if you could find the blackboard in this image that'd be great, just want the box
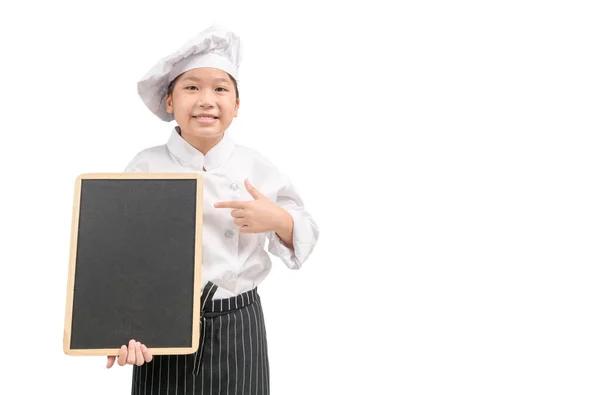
[63,173,203,356]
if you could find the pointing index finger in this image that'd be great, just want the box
[214,201,248,209]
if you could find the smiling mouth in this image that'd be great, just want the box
[193,115,219,125]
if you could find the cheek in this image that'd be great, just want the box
[172,96,193,115]
[218,100,237,117]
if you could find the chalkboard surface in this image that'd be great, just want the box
[63,173,203,356]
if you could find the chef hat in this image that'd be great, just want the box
[137,25,242,122]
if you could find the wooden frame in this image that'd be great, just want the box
[63,173,203,356]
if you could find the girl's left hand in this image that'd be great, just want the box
[214,179,290,234]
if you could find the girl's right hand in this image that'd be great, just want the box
[106,339,153,368]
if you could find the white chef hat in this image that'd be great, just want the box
[137,25,242,122]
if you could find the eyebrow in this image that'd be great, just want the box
[180,76,231,84]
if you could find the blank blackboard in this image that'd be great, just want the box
[63,173,203,356]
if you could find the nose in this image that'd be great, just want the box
[195,89,216,107]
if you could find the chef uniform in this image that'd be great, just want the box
[126,25,319,395]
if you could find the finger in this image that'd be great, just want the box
[135,342,144,366]
[239,225,252,233]
[230,209,245,218]
[244,179,265,200]
[117,345,128,366]
[127,339,136,365]
[106,356,116,369]
[233,218,248,227]
[214,201,248,209]
[141,344,153,363]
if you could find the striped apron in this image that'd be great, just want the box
[131,282,270,394]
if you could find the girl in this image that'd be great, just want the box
[105,25,319,395]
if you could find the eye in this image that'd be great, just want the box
[185,86,198,90]
[215,87,228,92]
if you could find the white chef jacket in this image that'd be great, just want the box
[124,127,319,300]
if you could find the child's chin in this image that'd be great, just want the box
[188,128,224,138]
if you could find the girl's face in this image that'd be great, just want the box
[166,67,239,144]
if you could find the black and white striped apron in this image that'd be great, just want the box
[131,282,270,394]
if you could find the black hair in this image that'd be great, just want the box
[166,72,239,99]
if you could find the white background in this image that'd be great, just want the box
[0,0,599,394]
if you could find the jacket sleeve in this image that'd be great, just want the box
[266,173,319,270]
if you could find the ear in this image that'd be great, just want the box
[165,93,174,114]
[233,98,240,118]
